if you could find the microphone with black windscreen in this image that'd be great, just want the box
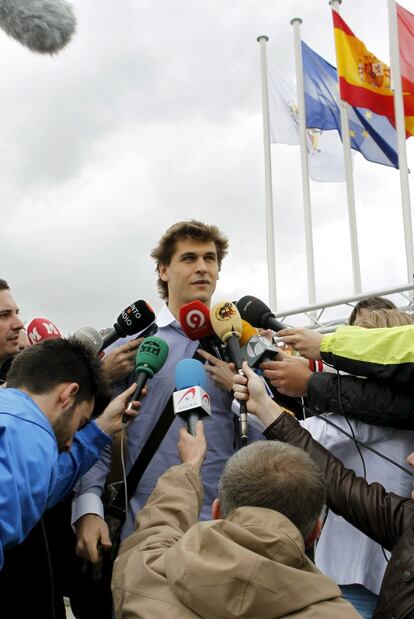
[236,296,286,332]
[173,359,211,436]
[101,300,156,351]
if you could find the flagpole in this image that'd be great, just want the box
[387,0,414,285]
[257,35,277,310]
[290,18,316,305]
[329,0,362,294]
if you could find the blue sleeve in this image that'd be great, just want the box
[0,417,57,569]
[46,421,111,508]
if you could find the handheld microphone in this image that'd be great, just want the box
[173,359,211,436]
[236,296,286,333]
[179,300,224,360]
[0,0,76,54]
[210,301,249,446]
[27,317,63,345]
[126,336,169,419]
[242,335,279,369]
[239,320,259,347]
[101,300,156,351]
[71,326,103,355]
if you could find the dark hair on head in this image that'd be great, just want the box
[7,337,110,413]
[348,296,396,325]
[0,279,10,291]
[150,220,229,300]
[218,440,326,540]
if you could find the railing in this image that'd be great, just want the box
[274,284,414,333]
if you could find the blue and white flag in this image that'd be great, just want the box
[302,40,399,169]
[268,60,347,182]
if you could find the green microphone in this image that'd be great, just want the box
[125,336,169,416]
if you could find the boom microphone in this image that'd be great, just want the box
[236,295,286,333]
[210,301,249,446]
[173,359,211,436]
[179,300,224,360]
[101,300,156,352]
[0,0,76,54]
[27,317,62,344]
[71,326,103,355]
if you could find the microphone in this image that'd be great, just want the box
[27,317,63,345]
[126,336,169,416]
[239,320,259,347]
[210,301,249,446]
[101,300,156,352]
[173,359,211,436]
[179,300,224,360]
[242,335,279,369]
[236,296,286,333]
[0,0,76,54]
[71,326,103,355]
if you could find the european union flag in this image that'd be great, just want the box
[302,40,399,168]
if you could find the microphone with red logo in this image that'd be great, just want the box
[210,301,249,446]
[179,300,224,360]
[173,359,211,436]
[27,317,63,345]
[101,300,156,351]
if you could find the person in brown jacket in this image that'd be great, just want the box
[233,363,414,619]
[111,419,360,618]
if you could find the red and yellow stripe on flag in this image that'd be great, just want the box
[332,9,414,136]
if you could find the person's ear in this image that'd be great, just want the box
[304,516,323,548]
[59,383,79,408]
[211,498,221,520]
[159,264,169,282]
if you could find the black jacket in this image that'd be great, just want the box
[265,412,414,619]
[307,371,414,429]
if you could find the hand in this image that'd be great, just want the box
[260,356,312,397]
[277,328,323,360]
[75,514,111,564]
[95,383,143,435]
[197,349,235,391]
[257,328,274,342]
[102,338,142,382]
[177,421,207,471]
[232,362,283,426]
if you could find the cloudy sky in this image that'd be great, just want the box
[2,0,414,333]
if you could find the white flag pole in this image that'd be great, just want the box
[257,35,277,310]
[329,0,362,294]
[290,18,317,306]
[387,0,414,285]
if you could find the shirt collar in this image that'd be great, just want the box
[156,303,179,328]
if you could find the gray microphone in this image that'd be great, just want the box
[241,335,279,368]
[0,0,76,54]
[72,326,103,355]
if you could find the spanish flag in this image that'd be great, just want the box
[332,9,414,136]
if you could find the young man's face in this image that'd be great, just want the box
[52,399,94,452]
[0,290,24,363]
[160,239,220,310]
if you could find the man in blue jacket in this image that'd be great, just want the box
[0,336,139,569]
